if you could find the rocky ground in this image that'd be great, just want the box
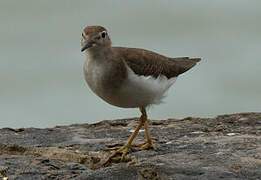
[0,112,261,180]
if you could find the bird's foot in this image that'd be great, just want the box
[103,145,132,166]
[135,140,157,150]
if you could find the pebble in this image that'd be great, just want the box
[227,133,236,136]
[215,152,225,155]
[191,131,204,134]
[130,129,144,133]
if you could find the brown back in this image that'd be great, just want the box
[112,47,201,79]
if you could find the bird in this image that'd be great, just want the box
[81,25,201,162]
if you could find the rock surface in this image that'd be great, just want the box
[0,112,261,180]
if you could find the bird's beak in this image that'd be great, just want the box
[81,40,95,52]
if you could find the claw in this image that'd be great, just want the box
[103,145,132,166]
[135,141,157,150]
[141,141,157,150]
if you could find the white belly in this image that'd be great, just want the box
[110,66,177,108]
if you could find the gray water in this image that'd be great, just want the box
[1,0,261,128]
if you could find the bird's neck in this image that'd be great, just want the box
[87,46,112,62]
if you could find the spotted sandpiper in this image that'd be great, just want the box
[81,26,201,162]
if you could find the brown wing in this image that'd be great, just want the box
[112,47,201,79]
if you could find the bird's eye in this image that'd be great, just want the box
[101,31,106,38]
[82,33,84,38]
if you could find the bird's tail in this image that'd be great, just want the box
[171,57,201,75]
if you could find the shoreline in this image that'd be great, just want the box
[1,112,261,179]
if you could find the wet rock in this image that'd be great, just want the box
[0,113,261,179]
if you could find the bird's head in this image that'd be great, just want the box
[81,26,111,52]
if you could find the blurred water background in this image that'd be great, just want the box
[0,0,260,128]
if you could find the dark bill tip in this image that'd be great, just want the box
[81,40,95,52]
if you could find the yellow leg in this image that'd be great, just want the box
[139,107,157,150]
[124,110,145,147]
[104,107,147,164]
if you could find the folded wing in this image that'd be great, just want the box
[113,47,201,79]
